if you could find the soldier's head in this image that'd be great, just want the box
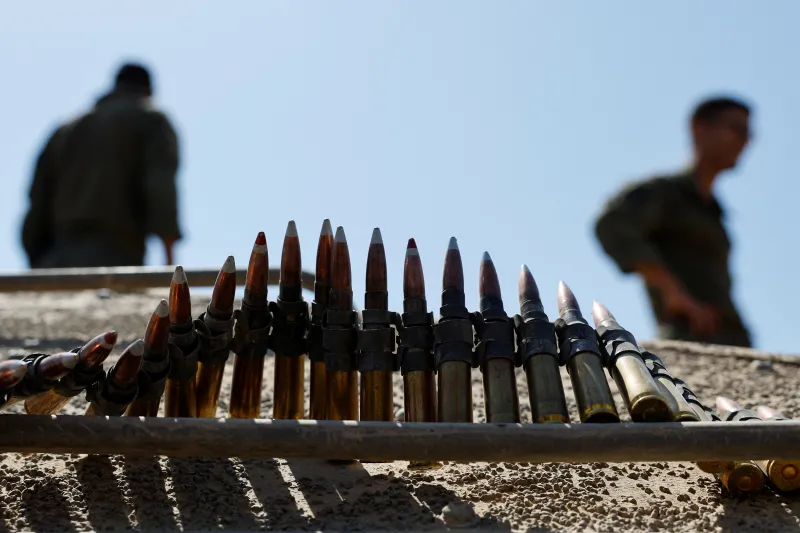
[690,96,751,171]
[113,63,153,99]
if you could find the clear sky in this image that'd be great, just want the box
[1,2,797,353]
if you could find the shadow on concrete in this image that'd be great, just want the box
[122,456,181,531]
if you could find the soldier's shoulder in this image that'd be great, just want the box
[618,171,684,197]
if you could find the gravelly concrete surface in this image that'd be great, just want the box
[0,289,798,533]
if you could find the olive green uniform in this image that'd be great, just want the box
[21,91,181,268]
[594,169,751,347]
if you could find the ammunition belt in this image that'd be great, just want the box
[167,340,200,382]
[434,306,476,368]
[53,347,105,398]
[135,347,174,402]
[269,299,310,358]
[306,301,326,364]
[473,312,517,366]
[231,305,272,359]
[554,320,601,366]
[323,308,358,372]
[595,328,640,368]
[513,315,558,367]
[195,314,233,366]
[723,409,760,423]
[10,354,58,398]
[357,309,398,372]
[397,311,435,374]
[84,374,138,417]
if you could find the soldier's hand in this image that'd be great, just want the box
[662,287,720,337]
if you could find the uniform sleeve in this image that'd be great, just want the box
[21,127,60,267]
[594,179,672,274]
[142,111,182,240]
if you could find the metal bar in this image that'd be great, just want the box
[0,267,316,293]
[1,415,798,462]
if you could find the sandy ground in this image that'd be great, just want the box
[0,289,798,533]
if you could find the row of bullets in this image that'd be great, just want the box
[0,219,796,494]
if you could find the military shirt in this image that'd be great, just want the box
[594,169,751,347]
[21,91,182,268]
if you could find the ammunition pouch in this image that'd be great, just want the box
[434,305,476,368]
[269,298,310,358]
[357,309,398,372]
[231,305,272,359]
[53,346,105,398]
[134,346,172,403]
[323,308,357,372]
[85,373,138,417]
[473,312,517,367]
[167,338,199,382]
[397,311,435,374]
[195,313,233,366]
[513,314,559,367]
[306,301,326,364]
[554,320,601,366]
[595,327,640,368]
[11,353,60,398]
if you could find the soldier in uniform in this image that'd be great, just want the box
[594,96,753,348]
[21,62,182,268]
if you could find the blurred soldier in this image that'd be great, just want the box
[21,62,182,268]
[595,96,753,348]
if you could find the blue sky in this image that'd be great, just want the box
[1,2,797,353]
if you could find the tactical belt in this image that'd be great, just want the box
[357,309,398,372]
[398,310,435,374]
[323,308,357,372]
[473,310,517,366]
[554,320,601,366]
[269,298,310,358]
[513,314,559,367]
[85,373,139,417]
[434,304,476,368]
[231,304,272,359]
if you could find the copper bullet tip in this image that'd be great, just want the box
[63,353,80,370]
[0,360,28,387]
[102,331,119,349]
[334,226,347,243]
[447,236,459,251]
[172,265,187,285]
[478,251,502,302]
[112,339,145,386]
[253,232,267,253]
[370,227,383,245]
[557,281,581,316]
[406,239,419,257]
[591,300,616,328]
[716,395,743,414]
[38,352,80,381]
[755,405,782,420]
[518,264,544,314]
[222,255,236,273]
[321,219,333,236]
[286,220,298,238]
[128,339,145,357]
[155,299,169,318]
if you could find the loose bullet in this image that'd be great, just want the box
[165,266,200,418]
[514,265,569,424]
[85,339,144,416]
[474,251,519,424]
[126,299,172,417]
[554,282,619,423]
[24,331,117,415]
[195,256,237,418]
[230,232,273,419]
[271,221,309,420]
[592,301,671,422]
[308,219,334,420]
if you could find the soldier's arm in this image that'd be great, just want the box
[142,111,182,261]
[21,128,60,267]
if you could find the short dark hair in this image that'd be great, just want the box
[691,96,750,125]
[114,63,152,93]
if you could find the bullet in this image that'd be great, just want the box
[473,251,519,424]
[85,339,144,416]
[553,282,619,423]
[513,265,569,424]
[126,299,172,417]
[230,232,273,419]
[434,237,475,423]
[753,405,800,492]
[399,238,440,471]
[710,396,765,495]
[358,228,397,423]
[308,219,333,420]
[195,256,237,418]
[165,266,200,418]
[2,352,78,411]
[24,331,117,415]
[637,347,697,422]
[400,238,437,423]
[271,221,309,420]
[591,301,671,422]
[0,360,27,395]
[324,226,359,422]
